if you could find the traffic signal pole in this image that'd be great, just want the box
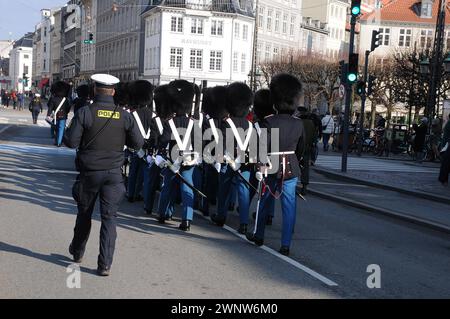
[341,14,357,173]
[357,50,370,156]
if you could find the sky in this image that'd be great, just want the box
[0,0,68,41]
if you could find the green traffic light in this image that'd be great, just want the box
[351,7,361,15]
[348,73,357,82]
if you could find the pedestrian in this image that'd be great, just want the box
[309,109,322,165]
[155,80,200,231]
[11,91,17,110]
[5,91,10,108]
[413,117,428,163]
[246,73,306,256]
[296,106,316,195]
[321,111,334,152]
[439,114,450,186]
[18,92,24,111]
[64,74,144,276]
[28,93,43,124]
[211,82,254,235]
[73,84,91,114]
[47,81,71,147]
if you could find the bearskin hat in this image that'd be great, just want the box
[50,81,71,98]
[76,84,90,99]
[269,73,302,114]
[202,86,228,120]
[167,80,195,116]
[153,85,173,120]
[253,89,274,120]
[113,82,130,106]
[226,82,253,118]
[129,80,154,109]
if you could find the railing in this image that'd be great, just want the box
[160,0,252,14]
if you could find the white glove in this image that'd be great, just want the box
[214,162,221,173]
[136,149,145,159]
[255,171,263,182]
[146,155,155,166]
[155,155,167,168]
[169,157,181,173]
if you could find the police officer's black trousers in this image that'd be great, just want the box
[439,146,450,184]
[71,169,125,269]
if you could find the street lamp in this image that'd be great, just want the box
[419,58,430,75]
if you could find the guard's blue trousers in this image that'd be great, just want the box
[127,153,144,200]
[217,165,250,225]
[250,171,274,218]
[143,163,161,213]
[56,119,66,146]
[253,177,298,247]
[157,167,194,221]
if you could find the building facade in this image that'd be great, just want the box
[32,9,54,92]
[9,33,34,92]
[50,8,63,82]
[142,1,255,86]
[80,0,98,79]
[299,17,329,57]
[62,1,82,82]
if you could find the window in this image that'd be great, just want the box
[211,20,223,36]
[190,49,202,69]
[379,28,390,46]
[243,25,249,41]
[265,44,271,61]
[241,53,246,72]
[233,52,238,72]
[399,29,412,47]
[447,31,450,49]
[210,51,222,71]
[24,54,29,59]
[290,16,296,36]
[44,43,47,53]
[191,18,203,34]
[282,14,288,34]
[171,16,183,33]
[170,48,183,68]
[420,30,433,48]
[24,65,29,74]
[275,11,280,33]
[43,59,46,69]
[267,9,272,31]
[422,3,432,18]
[44,27,47,37]
[273,46,279,60]
[258,6,264,29]
[234,22,240,39]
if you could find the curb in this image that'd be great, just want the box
[0,125,12,135]
[312,167,450,206]
[308,188,450,235]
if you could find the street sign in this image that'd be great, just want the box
[339,84,346,98]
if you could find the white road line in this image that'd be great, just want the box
[194,211,338,287]
[18,119,28,122]
[0,125,12,135]
[310,181,369,188]
[0,167,78,174]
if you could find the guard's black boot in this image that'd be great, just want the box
[237,224,247,234]
[279,246,290,256]
[96,267,110,276]
[179,220,191,231]
[301,184,307,196]
[157,215,166,224]
[252,212,256,220]
[228,203,235,212]
[69,244,83,263]
[211,213,225,227]
[144,209,152,215]
[245,233,264,246]
[266,216,273,226]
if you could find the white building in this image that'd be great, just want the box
[80,0,97,79]
[302,0,350,60]
[62,1,82,82]
[9,33,34,92]
[32,9,54,90]
[299,17,329,57]
[142,1,255,86]
[50,8,63,82]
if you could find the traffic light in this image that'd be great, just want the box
[367,75,376,96]
[89,33,94,41]
[370,30,381,52]
[22,73,29,87]
[350,0,362,16]
[356,81,366,96]
[339,60,348,84]
[347,53,359,83]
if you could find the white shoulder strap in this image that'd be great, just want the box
[226,118,253,151]
[133,111,151,139]
[155,117,164,135]
[53,97,66,124]
[198,112,204,129]
[168,118,194,151]
[209,118,219,144]
[254,122,262,137]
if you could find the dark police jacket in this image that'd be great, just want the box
[259,113,305,180]
[64,94,144,171]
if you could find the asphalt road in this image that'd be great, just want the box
[1,108,450,299]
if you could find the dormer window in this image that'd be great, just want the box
[421,1,433,18]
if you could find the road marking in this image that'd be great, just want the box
[0,125,12,135]
[18,119,28,123]
[0,143,75,155]
[194,211,338,287]
[0,167,78,175]
[310,181,369,188]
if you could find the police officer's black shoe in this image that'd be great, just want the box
[266,216,273,226]
[245,233,264,246]
[211,213,225,227]
[179,220,191,231]
[237,224,247,234]
[96,267,110,277]
[69,244,83,263]
[279,246,290,256]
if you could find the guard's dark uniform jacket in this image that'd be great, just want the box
[47,96,71,120]
[64,94,144,171]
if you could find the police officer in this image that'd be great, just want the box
[64,74,144,276]
[246,73,305,256]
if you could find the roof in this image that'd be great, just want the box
[361,0,450,25]
[13,33,34,48]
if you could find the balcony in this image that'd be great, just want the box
[154,0,254,16]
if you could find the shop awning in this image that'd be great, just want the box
[38,78,49,88]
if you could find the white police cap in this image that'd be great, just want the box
[91,74,120,87]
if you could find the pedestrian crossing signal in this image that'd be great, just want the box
[351,0,362,16]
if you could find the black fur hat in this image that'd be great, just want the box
[113,82,130,106]
[153,84,173,120]
[269,73,302,114]
[50,81,71,98]
[129,80,154,108]
[76,84,90,99]
[253,89,274,120]
[226,82,253,117]
[167,80,195,115]
[203,86,228,120]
